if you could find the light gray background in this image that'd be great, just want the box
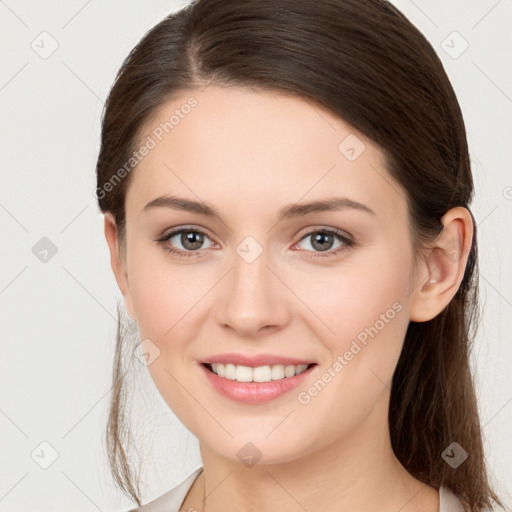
[1,1,511,510]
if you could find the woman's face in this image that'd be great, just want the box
[113,86,424,464]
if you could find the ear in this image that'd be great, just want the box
[409,206,473,322]
[103,212,137,321]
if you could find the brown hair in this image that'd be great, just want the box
[95,0,504,510]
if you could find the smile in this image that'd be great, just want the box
[200,362,318,404]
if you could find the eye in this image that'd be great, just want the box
[155,227,216,258]
[155,226,355,259]
[294,228,354,258]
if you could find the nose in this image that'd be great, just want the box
[214,245,291,338]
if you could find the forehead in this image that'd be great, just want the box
[125,86,407,223]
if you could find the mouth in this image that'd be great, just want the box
[199,362,319,404]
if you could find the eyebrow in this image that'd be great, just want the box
[142,195,375,221]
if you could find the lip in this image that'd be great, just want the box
[200,352,315,367]
[199,361,318,404]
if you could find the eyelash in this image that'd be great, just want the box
[155,226,355,259]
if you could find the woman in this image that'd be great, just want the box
[96,0,505,510]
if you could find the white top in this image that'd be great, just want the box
[128,465,484,512]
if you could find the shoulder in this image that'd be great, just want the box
[439,486,467,512]
[127,466,203,512]
[439,486,500,512]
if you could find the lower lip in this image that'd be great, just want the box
[199,363,317,404]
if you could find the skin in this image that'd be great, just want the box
[104,85,473,512]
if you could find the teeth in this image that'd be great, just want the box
[209,363,310,382]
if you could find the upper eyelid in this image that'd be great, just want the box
[160,226,215,243]
[295,225,352,240]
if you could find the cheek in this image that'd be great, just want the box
[125,251,209,421]
[287,251,412,348]
[288,250,412,402]
[126,244,208,337]
[287,276,410,451]
[333,270,409,350]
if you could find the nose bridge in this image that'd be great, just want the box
[215,235,287,336]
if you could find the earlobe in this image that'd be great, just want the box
[103,213,137,321]
[409,207,473,322]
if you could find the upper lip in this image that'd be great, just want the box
[201,353,316,368]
